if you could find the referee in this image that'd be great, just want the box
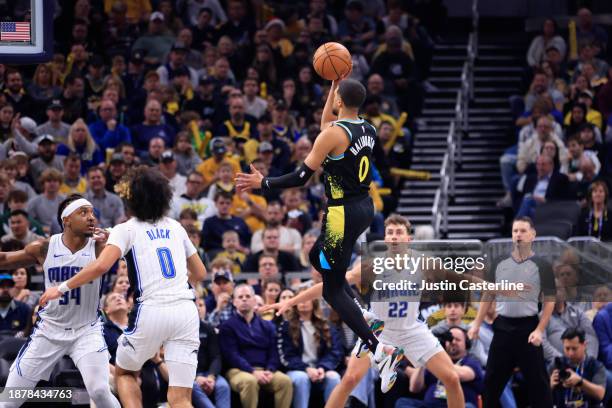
[468,216,556,407]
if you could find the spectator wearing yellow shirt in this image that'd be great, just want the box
[363,95,402,147]
[232,190,267,233]
[59,154,87,195]
[265,19,294,58]
[197,137,241,188]
[214,230,247,275]
[207,161,237,200]
[563,90,603,129]
[206,160,267,232]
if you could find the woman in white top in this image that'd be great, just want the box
[527,19,567,67]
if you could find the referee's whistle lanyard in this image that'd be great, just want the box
[565,359,584,406]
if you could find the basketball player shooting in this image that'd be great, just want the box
[40,167,207,408]
[0,195,120,408]
[236,75,404,392]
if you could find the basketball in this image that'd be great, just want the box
[313,42,352,81]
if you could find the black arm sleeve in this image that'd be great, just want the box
[261,163,315,191]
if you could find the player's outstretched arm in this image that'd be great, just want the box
[260,263,361,316]
[235,128,338,193]
[39,245,122,306]
[0,239,48,269]
[187,252,207,287]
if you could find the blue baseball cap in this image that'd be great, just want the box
[213,270,233,283]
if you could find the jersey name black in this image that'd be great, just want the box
[322,118,376,206]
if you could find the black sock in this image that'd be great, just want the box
[322,270,379,351]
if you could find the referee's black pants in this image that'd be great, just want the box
[484,315,552,408]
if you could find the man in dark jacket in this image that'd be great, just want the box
[219,284,292,408]
[517,154,571,218]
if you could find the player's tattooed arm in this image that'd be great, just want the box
[0,239,48,269]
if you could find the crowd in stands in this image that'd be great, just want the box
[499,8,612,241]
[0,0,436,406]
[0,1,611,408]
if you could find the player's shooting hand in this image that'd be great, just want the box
[528,329,543,346]
[235,165,263,193]
[39,287,62,307]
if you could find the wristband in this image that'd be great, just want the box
[577,377,584,386]
[58,282,71,294]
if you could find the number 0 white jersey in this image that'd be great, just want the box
[106,216,198,305]
[41,234,101,329]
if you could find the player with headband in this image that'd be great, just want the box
[0,194,120,408]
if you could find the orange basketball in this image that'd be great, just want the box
[313,42,352,81]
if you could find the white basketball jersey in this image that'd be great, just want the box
[41,234,101,328]
[106,216,198,305]
[369,265,423,331]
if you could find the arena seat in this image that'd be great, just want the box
[0,337,27,361]
[534,201,581,229]
[534,221,574,240]
[0,358,10,386]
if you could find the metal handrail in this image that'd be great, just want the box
[431,0,478,239]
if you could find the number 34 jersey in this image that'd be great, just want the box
[322,118,376,206]
[107,216,198,306]
[41,234,101,329]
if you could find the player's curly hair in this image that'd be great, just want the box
[116,166,172,222]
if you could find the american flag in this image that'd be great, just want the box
[0,22,31,42]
